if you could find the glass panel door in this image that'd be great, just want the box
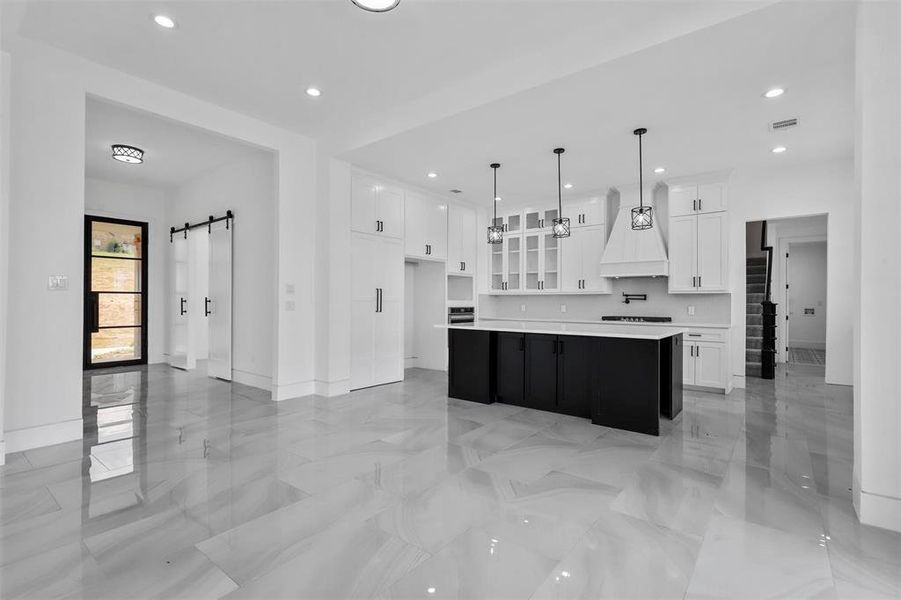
[525,233,540,290]
[84,216,148,368]
[543,233,560,290]
[506,236,521,291]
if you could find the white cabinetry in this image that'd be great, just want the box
[448,205,477,275]
[668,182,729,293]
[490,235,522,292]
[561,225,612,293]
[682,327,729,391]
[669,182,726,216]
[351,233,404,390]
[404,193,447,260]
[351,173,404,238]
[524,232,560,291]
[566,196,605,228]
[524,208,559,232]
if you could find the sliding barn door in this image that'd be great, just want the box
[207,221,233,380]
[168,234,196,370]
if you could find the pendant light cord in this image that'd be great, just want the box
[557,151,563,213]
[638,131,644,210]
[493,166,498,222]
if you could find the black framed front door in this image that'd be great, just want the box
[84,215,149,369]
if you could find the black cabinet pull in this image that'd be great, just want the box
[559,340,564,354]
[698,198,702,211]
[204,297,211,317]
[552,340,557,354]
[519,336,524,351]
[698,276,702,287]
[180,297,187,315]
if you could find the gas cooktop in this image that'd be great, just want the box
[601,316,673,323]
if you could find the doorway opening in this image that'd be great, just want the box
[83,215,148,369]
[785,241,828,366]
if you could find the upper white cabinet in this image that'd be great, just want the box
[524,231,561,291]
[561,225,612,293]
[669,203,729,293]
[566,197,605,228]
[524,208,559,231]
[404,192,447,260]
[491,211,523,235]
[448,205,477,275]
[351,173,404,238]
[490,234,522,292]
[669,182,727,216]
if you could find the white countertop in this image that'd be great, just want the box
[436,320,687,340]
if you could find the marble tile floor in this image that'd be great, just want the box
[1,363,899,599]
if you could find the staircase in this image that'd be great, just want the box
[745,256,767,378]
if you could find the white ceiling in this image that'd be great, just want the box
[85,97,268,187]
[4,0,769,152]
[342,1,855,206]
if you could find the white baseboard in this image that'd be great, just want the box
[273,380,316,402]
[232,368,272,392]
[858,489,901,533]
[314,379,351,397]
[5,418,83,453]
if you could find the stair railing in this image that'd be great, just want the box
[759,220,776,379]
[760,221,774,302]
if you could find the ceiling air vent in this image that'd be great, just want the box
[770,117,799,131]
[449,189,463,194]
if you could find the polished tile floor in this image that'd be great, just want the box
[1,363,899,599]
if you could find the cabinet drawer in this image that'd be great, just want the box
[683,328,727,343]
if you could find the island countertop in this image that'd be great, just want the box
[436,319,686,340]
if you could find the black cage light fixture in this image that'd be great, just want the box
[111,144,144,164]
[551,148,571,238]
[487,163,504,245]
[631,128,653,230]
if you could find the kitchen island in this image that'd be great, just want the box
[439,320,685,436]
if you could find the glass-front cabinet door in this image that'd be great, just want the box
[543,233,560,291]
[525,208,558,231]
[525,233,540,290]
[505,236,522,292]
[490,237,504,291]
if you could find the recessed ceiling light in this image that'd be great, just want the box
[306,87,321,97]
[563,183,573,189]
[351,0,401,12]
[153,15,175,29]
[111,144,144,164]
[764,88,785,98]
[772,146,787,154]
[427,172,438,178]
[495,196,502,201]
[654,167,666,174]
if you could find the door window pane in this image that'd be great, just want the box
[98,293,142,327]
[91,327,142,363]
[92,258,142,292]
[91,221,143,258]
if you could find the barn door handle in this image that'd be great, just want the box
[204,297,211,317]
[91,292,100,332]
[180,297,187,315]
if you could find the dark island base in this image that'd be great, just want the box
[447,328,683,436]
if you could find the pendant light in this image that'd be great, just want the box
[552,148,570,238]
[111,144,144,164]
[487,163,504,244]
[631,128,653,230]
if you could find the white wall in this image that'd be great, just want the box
[787,241,827,349]
[853,1,901,532]
[172,153,276,389]
[3,38,318,453]
[84,177,170,364]
[0,51,10,462]
[728,158,855,387]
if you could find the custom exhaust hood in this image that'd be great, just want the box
[599,187,669,277]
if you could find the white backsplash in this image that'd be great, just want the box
[479,278,731,324]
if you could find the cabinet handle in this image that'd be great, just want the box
[689,333,701,337]
[552,340,557,354]
[696,346,700,357]
[692,276,697,287]
[375,288,379,313]
[559,340,564,354]
[180,297,187,315]
[698,198,702,211]
[693,199,697,212]
[519,337,524,351]
[691,345,694,357]
[698,276,702,287]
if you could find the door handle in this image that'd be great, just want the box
[204,297,211,317]
[180,297,187,315]
[91,292,100,333]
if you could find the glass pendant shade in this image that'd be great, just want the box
[552,217,571,238]
[487,225,504,244]
[111,144,144,164]
[631,206,653,230]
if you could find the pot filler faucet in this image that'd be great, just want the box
[622,293,648,304]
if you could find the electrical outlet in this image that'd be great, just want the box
[687,305,695,316]
[560,304,567,313]
[520,304,526,312]
[48,275,68,291]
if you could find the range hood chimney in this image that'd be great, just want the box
[599,186,669,277]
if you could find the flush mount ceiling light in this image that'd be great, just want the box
[654,167,666,174]
[772,146,787,153]
[631,128,653,230]
[305,87,321,97]
[351,0,400,12]
[551,148,571,239]
[764,87,785,98]
[111,144,144,164]
[427,172,438,179]
[153,15,175,28]
[487,163,504,245]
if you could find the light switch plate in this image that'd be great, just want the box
[48,275,68,290]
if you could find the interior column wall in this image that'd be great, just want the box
[853,0,901,532]
[0,51,11,463]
